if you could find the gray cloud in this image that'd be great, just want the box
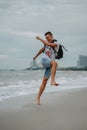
[0,0,87,69]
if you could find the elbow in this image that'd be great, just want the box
[40,49,43,52]
[40,50,43,53]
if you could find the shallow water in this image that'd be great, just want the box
[0,70,87,101]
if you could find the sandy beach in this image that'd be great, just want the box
[0,88,87,130]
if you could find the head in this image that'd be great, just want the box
[44,31,53,42]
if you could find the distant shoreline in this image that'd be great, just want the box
[25,66,87,71]
[25,67,87,70]
[0,67,87,71]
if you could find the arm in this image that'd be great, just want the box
[36,36,57,47]
[33,47,45,60]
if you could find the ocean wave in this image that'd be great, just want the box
[0,74,87,101]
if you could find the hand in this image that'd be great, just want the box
[33,56,36,60]
[36,36,41,40]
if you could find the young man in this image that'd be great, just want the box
[33,32,59,105]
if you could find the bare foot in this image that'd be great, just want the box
[51,82,59,86]
[35,97,40,105]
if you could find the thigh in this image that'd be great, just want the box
[41,57,51,68]
[44,67,51,79]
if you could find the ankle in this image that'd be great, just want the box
[37,95,40,99]
[51,80,55,83]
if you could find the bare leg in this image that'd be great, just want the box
[36,77,48,105]
[50,61,59,86]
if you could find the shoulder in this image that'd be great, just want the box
[52,39,59,46]
[53,42,59,51]
[54,42,59,47]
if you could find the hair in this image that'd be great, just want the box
[44,31,53,36]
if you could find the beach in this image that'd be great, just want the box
[0,0,87,129]
[0,88,87,130]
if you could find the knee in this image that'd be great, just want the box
[51,61,57,66]
[55,61,57,66]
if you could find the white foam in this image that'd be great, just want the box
[0,74,87,101]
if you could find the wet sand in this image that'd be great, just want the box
[0,88,87,130]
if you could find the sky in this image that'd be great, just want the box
[0,0,87,69]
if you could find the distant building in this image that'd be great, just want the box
[77,55,87,67]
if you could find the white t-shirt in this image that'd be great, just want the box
[43,42,59,60]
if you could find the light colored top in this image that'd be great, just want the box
[43,42,59,60]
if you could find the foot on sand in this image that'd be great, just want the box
[35,97,40,105]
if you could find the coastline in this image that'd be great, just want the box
[0,87,87,130]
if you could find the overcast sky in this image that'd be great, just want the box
[0,0,87,69]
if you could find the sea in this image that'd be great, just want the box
[0,70,87,101]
